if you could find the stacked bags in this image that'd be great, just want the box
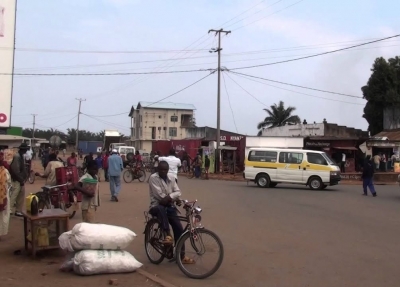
[58,223,142,275]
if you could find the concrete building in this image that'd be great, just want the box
[128,102,196,152]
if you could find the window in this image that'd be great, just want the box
[279,152,304,164]
[151,127,156,140]
[140,128,142,137]
[307,153,327,165]
[170,115,178,122]
[248,151,277,162]
[140,115,142,122]
[131,128,135,137]
[169,127,177,137]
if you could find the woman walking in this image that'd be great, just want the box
[0,152,12,239]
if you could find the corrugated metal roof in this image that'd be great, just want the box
[137,102,196,110]
[0,135,30,140]
[371,129,400,141]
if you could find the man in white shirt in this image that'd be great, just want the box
[341,152,346,173]
[24,148,33,161]
[159,149,181,182]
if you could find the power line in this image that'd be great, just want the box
[52,115,78,129]
[2,68,210,76]
[230,34,400,70]
[223,72,268,106]
[221,72,239,133]
[228,71,363,99]
[0,46,209,54]
[145,70,216,108]
[225,0,284,29]
[218,0,269,27]
[84,112,128,117]
[228,71,365,106]
[82,114,130,131]
[233,0,307,31]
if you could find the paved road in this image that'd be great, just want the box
[9,174,400,287]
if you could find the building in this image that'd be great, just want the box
[128,102,196,152]
[261,122,369,172]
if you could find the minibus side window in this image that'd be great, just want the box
[248,151,277,162]
[307,153,327,165]
[279,152,304,164]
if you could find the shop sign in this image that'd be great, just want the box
[340,174,361,181]
[305,141,330,147]
[366,141,399,147]
[220,135,244,141]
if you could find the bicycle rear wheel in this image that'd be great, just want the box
[144,219,165,264]
[175,228,224,279]
[137,169,146,182]
[123,170,133,183]
[28,170,35,184]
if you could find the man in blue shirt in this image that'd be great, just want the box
[107,149,123,202]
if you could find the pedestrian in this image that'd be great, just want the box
[204,155,210,180]
[373,153,381,171]
[62,148,66,157]
[9,143,29,217]
[35,153,64,186]
[362,155,377,197]
[0,151,12,239]
[102,151,110,182]
[72,160,100,223]
[95,153,103,182]
[67,152,77,167]
[159,149,181,183]
[193,154,202,178]
[340,152,346,173]
[108,149,123,202]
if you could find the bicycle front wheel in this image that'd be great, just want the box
[123,170,133,183]
[175,228,224,279]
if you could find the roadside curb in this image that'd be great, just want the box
[204,176,398,186]
[137,269,178,287]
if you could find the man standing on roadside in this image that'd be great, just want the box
[102,151,110,182]
[204,155,210,180]
[159,149,181,183]
[108,149,123,202]
[362,155,377,197]
[9,143,29,217]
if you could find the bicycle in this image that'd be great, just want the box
[123,164,146,183]
[24,163,35,184]
[143,199,224,279]
[186,166,206,179]
[35,183,79,219]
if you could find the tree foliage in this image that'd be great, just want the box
[257,101,301,136]
[362,56,400,135]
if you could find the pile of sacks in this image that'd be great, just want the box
[58,223,142,275]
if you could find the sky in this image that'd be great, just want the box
[8,0,400,136]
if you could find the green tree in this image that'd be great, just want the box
[257,101,301,136]
[362,56,400,135]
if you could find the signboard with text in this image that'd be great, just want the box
[0,0,16,128]
[220,135,244,141]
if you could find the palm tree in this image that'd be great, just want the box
[257,101,301,136]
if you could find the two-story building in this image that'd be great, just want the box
[128,101,196,152]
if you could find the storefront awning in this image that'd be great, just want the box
[332,147,358,150]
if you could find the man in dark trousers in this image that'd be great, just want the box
[362,155,377,197]
[204,155,210,180]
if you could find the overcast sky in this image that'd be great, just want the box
[9,0,400,136]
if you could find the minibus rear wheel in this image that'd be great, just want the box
[256,174,270,188]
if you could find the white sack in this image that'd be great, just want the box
[58,231,74,252]
[70,223,136,250]
[73,250,143,275]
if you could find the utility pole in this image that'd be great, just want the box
[208,28,231,173]
[31,114,37,139]
[75,98,86,151]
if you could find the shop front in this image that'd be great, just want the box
[304,138,365,172]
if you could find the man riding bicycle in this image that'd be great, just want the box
[148,161,195,264]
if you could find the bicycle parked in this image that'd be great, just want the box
[123,163,146,183]
[144,199,224,279]
[35,183,79,219]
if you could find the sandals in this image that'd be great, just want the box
[162,235,174,245]
[182,256,196,264]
